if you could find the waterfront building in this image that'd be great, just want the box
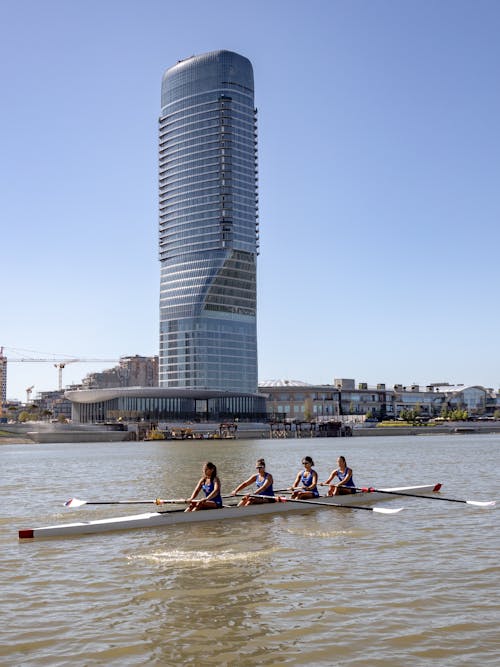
[158,50,259,394]
[391,383,443,417]
[258,380,500,421]
[65,377,498,425]
[334,378,391,419]
[430,383,493,414]
[65,51,265,425]
[67,387,267,424]
[260,380,341,422]
[81,355,159,390]
[36,390,73,421]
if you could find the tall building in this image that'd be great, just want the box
[159,50,259,393]
[67,50,266,426]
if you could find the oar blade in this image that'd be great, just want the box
[64,497,87,508]
[372,506,404,514]
[466,500,496,507]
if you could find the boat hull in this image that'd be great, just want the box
[18,484,440,539]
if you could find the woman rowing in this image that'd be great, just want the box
[231,458,275,506]
[185,462,223,511]
[320,455,355,495]
[290,456,319,499]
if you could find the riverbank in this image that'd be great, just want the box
[2,420,500,443]
[0,436,35,445]
[0,424,132,444]
[352,421,500,437]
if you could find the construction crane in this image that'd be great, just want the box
[0,347,6,418]
[26,385,35,404]
[3,352,118,392]
[51,360,119,391]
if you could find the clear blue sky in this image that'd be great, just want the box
[1,0,499,401]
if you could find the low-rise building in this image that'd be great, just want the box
[258,380,500,421]
[36,390,73,421]
[66,387,267,424]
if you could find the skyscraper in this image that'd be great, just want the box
[159,50,259,393]
[67,50,265,426]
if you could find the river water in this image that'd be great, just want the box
[1,434,498,666]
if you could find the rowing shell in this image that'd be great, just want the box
[18,484,440,539]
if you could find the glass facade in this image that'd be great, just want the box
[159,51,259,393]
[70,390,267,424]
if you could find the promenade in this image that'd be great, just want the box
[2,420,500,444]
[353,422,500,437]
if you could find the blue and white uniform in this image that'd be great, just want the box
[337,467,355,490]
[202,479,222,507]
[255,472,274,497]
[301,469,319,497]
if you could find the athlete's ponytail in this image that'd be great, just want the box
[205,461,217,481]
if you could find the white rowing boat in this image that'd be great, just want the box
[18,484,441,539]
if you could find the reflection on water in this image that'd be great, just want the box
[1,434,499,666]
[129,546,279,566]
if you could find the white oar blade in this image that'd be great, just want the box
[64,498,87,508]
[466,500,496,507]
[373,506,404,514]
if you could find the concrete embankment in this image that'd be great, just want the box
[0,423,132,444]
[352,423,500,437]
[0,435,35,445]
[2,421,500,444]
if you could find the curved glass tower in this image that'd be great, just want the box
[159,50,259,392]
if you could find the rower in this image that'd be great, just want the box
[185,462,223,511]
[231,458,275,505]
[320,456,356,495]
[290,456,320,499]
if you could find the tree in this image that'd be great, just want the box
[304,398,313,422]
[449,409,468,421]
[400,409,418,425]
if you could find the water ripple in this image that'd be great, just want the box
[1,435,499,666]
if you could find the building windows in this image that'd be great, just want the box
[159,51,258,394]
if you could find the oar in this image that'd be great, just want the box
[64,489,289,509]
[64,497,189,508]
[355,487,496,507]
[248,495,403,514]
[229,488,291,497]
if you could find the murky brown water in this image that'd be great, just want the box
[1,434,499,666]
